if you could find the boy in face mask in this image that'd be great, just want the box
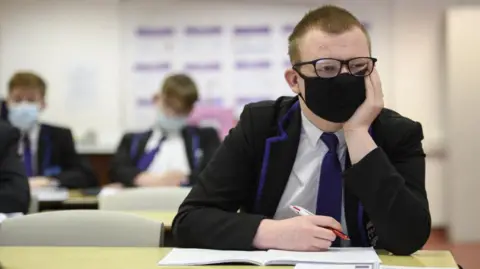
[109,74,221,187]
[0,120,30,214]
[172,5,430,255]
[3,72,98,189]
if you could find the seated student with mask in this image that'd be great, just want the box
[109,74,221,187]
[0,120,30,214]
[3,72,98,189]
[173,5,431,255]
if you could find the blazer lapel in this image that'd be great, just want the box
[36,125,47,176]
[257,102,302,218]
[133,130,153,162]
[181,127,194,171]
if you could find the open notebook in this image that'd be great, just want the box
[158,248,381,267]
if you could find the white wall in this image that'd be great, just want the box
[0,0,121,145]
[445,6,480,243]
[0,0,476,230]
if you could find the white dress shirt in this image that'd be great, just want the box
[145,128,191,175]
[18,123,40,175]
[274,112,350,245]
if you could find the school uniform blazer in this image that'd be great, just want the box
[0,102,98,189]
[173,96,431,255]
[36,124,98,189]
[109,126,221,187]
[0,120,30,214]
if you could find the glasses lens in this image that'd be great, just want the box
[315,59,341,78]
[348,58,374,77]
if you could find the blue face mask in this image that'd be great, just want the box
[156,110,188,133]
[8,102,40,132]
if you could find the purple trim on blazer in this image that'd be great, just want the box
[255,101,300,212]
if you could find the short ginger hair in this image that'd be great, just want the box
[8,71,47,97]
[160,74,199,112]
[288,5,371,64]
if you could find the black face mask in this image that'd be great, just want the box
[298,73,366,123]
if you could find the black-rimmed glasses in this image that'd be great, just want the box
[293,57,377,78]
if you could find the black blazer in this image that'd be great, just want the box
[173,96,431,255]
[33,124,98,189]
[0,120,30,214]
[109,126,221,187]
[0,100,98,189]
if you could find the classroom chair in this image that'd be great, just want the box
[0,210,163,247]
[28,194,39,213]
[98,187,191,211]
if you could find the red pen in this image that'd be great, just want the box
[289,205,350,240]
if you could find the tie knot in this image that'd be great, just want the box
[320,133,338,152]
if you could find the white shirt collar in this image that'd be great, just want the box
[23,123,40,142]
[300,112,346,149]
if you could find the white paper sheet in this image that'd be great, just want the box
[296,263,372,269]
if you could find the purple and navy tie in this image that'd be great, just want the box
[316,132,343,247]
[135,136,166,170]
[23,135,33,177]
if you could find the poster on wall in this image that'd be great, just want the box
[231,25,272,55]
[134,26,176,63]
[180,26,224,57]
[234,96,272,119]
[280,24,294,65]
[182,61,225,106]
[65,62,98,111]
[130,61,172,129]
[232,60,276,97]
[131,62,171,100]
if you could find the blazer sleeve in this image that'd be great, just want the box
[173,107,266,249]
[344,122,431,255]
[108,133,142,187]
[187,127,221,186]
[56,129,98,188]
[0,125,30,214]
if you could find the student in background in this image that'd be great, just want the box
[0,120,30,214]
[173,5,430,255]
[2,72,98,189]
[109,74,221,187]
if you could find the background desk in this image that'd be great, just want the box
[0,247,457,269]
[124,211,176,230]
[36,190,99,211]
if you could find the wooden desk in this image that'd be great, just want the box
[0,247,457,269]
[123,211,177,229]
[65,190,98,205]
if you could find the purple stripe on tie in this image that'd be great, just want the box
[134,62,171,72]
[234,26,270,35]
[136,137,166,170]
[184,62,220,71]
[235,61,270,70]
[136,27,174,37]
[185,26,222,35]
[23,136,33,177]
[317,133,342,247]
